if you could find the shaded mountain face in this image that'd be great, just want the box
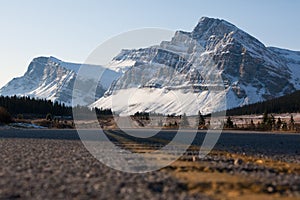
[0,56,120,106]
[93,17,300,115]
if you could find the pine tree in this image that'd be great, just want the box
[198,111,205,126]
[289,115,295,131]
[282,121,288,131]
[181,113,189,127]
[174,121,178,127]
[158,119,163,127]
[0,107,12,124]
[250,119,255,130]
[225,116,234,128]
[263,112,268,125]
[270,114,276,130]
[276,117,282,130]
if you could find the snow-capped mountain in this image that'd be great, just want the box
[0,56,120,106]
[92,17,300,115]
[1,17,300,115]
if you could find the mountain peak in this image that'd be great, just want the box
[32,56,67,64]
[198,16,235,26]
[49,56,62,63]
[198,16,219,23]
[191,17,268,51]
[192,17,237,38]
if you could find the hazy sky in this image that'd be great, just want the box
[1,0,300,87]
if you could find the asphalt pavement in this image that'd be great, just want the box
[0,129,299,199]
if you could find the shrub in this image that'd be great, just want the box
[46,113,53,121]
[17,114,24,119]
[0,107,12,124]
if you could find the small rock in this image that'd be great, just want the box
[256,159,264,164]
[203,166,211,172]
[234,158,243,166]
[266,185,276,193]
[192,156,196,162]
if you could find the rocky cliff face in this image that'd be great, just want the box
[92,17,300,115]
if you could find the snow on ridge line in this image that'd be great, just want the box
[47,56,110,74]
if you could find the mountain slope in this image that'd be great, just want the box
[92,17,300,115]
[0,56,120,106]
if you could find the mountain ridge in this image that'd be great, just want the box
[0,56,120,106]
[1,17,300,115]
[94,17,300,115]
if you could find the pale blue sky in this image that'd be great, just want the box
[1,0,300,87]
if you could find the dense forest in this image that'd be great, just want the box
[1,89,300,123]
[0,95,112,118]
[225,90,300,116]
[0,95,72,116]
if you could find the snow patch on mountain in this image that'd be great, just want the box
[91,88,228,116]
[268,47,300,89]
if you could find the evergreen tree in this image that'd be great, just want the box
[174,121,178,127]
[250,119,255,130]
[17,114,24,120]
[263,112,268,125]
[270,114,276,130]
[289,115,295,131]
[282,121,288,131]
[0,107,12,124]
[198,111,205,126]
[261,112,274,130]
[158,119,163,127]
[181,113,189,127]
[225,116,234,128]
[276,117,282,130]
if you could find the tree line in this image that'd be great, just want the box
[0,95,112,122]
[0,95,72,116]
[225,90,300,116]
[224,112,297,131]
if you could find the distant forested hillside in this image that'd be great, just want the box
[226,90,300,115]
